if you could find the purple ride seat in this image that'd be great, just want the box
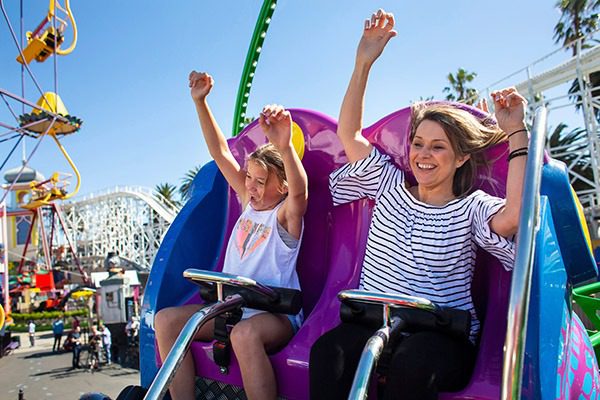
[186,109,369,399]
[185,106,512,399]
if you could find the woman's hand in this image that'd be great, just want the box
[491,87,527,133]
[356,9,397,68]
[189,71,214,102]
[259,104,293,151]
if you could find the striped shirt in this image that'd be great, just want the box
[329,147,514,341]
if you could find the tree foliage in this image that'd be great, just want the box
[154,182,180,208]
[554,0,600,118]
[554,0,600,55]
[547,123,594,193]
[443,68,479,105]
[179,165,201,202]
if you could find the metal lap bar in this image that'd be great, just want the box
[340,290,431,399]
[338,289,439,313]
[184,268,279,302]
[349,314,405,400]
[144,295,244,400]
[501,107,547,400]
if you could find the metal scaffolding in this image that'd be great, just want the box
[62,186,180,270]
[481,36,600,239]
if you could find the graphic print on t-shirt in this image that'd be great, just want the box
[235,217,272,259]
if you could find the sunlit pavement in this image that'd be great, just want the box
[0,332,140,400]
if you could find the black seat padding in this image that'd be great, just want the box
[340,301,471,341]
[199,284,303,316]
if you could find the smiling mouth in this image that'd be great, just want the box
[416,163,436,170]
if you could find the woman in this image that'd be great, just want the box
[154,71,308,400]
[309,9,528,400]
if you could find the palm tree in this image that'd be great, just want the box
[554,0,600,118]
[443,68,478,105]
[554,0,600,54]
[179,165,201,202]
[154,182,180,208]
[547,123,594,193]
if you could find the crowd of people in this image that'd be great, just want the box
[23,314,138,372]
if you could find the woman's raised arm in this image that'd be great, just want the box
[338,9,397,162]
[489,87,529,238]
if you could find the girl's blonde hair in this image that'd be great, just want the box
[247,143,287,189]
[410,103,507,197]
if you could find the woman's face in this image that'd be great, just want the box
[409,120,469,192]
[245,160,286,210]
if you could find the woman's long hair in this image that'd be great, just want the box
[410,103,507,197]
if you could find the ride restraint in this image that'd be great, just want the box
[198,283,303,373]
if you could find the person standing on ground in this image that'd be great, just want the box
[71,326,82,368]
[27,320,35,347]
[52,315,64,352]
[100,323,112,365]
[125,316,139,346]
[88,325,102,370]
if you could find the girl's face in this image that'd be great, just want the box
[245,160,286,210]
[409,120,469,193]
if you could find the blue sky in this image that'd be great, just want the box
[0,1,568,198]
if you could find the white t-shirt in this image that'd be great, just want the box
[222,201,303,323]
[28,322,35,334]
[102,327,111,345]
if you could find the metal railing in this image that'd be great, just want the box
[501,106,548,399]
[339,290,434,400]
[144,296,245,400]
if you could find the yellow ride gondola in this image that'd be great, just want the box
[16,0,77,65]
[20,172,71,210]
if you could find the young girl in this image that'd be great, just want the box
[310,9,527,400]
[154,71,308,400]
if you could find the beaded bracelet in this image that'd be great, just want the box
[508,128,528,139]
[508,148,529,161]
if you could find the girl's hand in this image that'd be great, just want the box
[476,98,489,114]
[259,104,293,151]
[491,87,527,133]
[189,71,213,102]
[356,9,397,67]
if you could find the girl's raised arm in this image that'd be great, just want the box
[259,104,308,239]
[190,71,247,195]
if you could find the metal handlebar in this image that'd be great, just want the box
[144,295,245,400]
[338,289,440,313]
[340,289,439,400]
[183,268,280,302]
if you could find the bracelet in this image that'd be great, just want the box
[508,149,528,161]
[508,128,528,139]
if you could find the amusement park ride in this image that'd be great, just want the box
[132,2,600,400]
[3,1,600,400]
[0,0,87,319]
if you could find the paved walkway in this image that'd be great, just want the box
[1,331,140,399]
